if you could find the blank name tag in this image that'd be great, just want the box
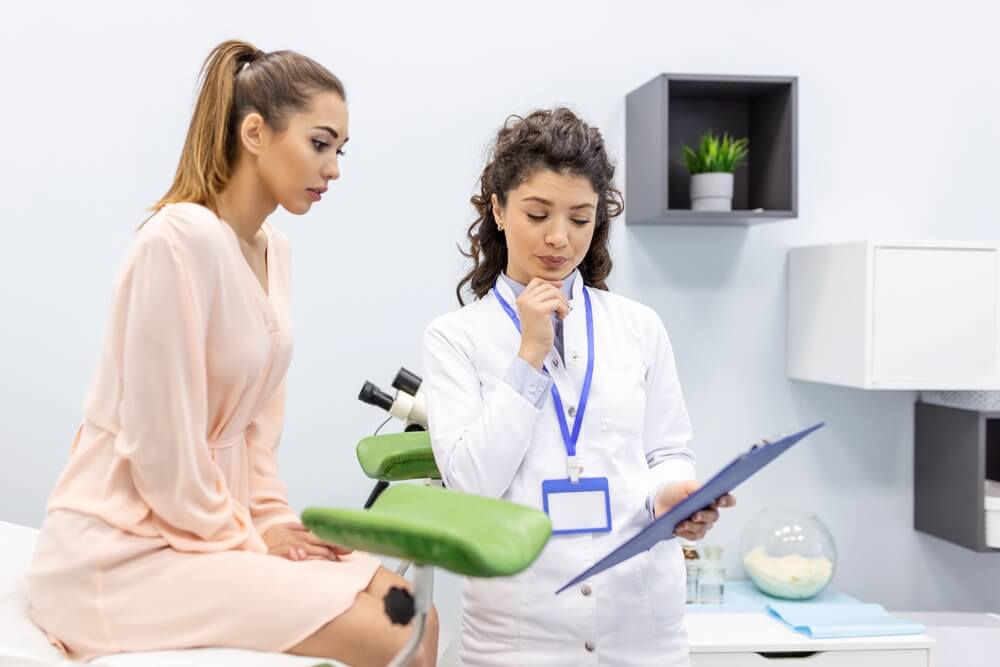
[541,477,612,535]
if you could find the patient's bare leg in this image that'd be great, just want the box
[287,566,439,667]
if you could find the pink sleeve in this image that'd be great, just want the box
[246,380,299,536]
[115,234,264,553]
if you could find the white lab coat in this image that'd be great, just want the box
[422,271,696,667]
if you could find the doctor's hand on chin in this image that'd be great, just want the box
[654,481,736,541]
[516,277,571,370]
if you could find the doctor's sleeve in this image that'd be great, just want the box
[642,311,697,512]
[422,321,545,498]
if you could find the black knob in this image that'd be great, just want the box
[383,586,415,625]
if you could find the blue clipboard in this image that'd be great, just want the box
[555,422,825,594]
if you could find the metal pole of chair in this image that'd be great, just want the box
[396,479,444,576]
[364,480,390,509]
[386,565,434,667]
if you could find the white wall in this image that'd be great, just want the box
[2,0,999,647]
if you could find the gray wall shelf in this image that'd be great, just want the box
[625,73,798,226]
[914,401,1000,553]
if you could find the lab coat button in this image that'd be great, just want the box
[553,358,560,368]
[568,406,577,418]
[581,584,592,596]
[584,640,596,652]
[571,351,580,361]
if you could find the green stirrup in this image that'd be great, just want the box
[302,484,551,577]
[356,432,441,481]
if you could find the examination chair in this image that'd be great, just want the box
[301,431,552,667]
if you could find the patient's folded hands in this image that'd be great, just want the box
[262,522,354,562]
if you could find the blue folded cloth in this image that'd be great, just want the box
[767,601,925,638]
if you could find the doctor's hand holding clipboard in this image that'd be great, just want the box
[657,480,737,541]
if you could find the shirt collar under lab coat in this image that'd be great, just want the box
[499,270,577,301]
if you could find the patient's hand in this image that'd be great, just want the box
[262,522,354,562]
[654,480,735,541]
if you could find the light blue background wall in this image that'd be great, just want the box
[2,0,998,648]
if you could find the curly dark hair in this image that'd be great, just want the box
[456,107,624,305]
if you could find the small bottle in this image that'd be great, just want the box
[702,544,723,561]
[698,557,725,604]
[681,541,700,604]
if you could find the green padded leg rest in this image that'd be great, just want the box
[301,484,551,577]
[356,431,441,481]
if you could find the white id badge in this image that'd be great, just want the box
[541,477,612,535]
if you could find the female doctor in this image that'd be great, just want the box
[422,107,734,666]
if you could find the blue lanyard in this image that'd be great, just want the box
[493,281,595,481]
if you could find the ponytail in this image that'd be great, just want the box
[152,39,345,214]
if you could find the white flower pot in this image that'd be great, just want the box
[690,172,734,212]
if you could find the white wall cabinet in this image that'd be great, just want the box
[787,241,1000,390]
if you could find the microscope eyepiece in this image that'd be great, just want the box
[391,367,423,396]
[358,381,394,412]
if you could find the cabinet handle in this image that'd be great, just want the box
[756,652,820,660]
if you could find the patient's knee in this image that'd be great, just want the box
[411,606,439,667]
[405,644,429,667]
[427,604,440,636]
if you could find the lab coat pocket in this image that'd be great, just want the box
[599,355,647,437]
[601,403,645,436]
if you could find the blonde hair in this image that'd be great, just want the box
[152,39,345,213]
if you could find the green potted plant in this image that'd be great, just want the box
[680,130,749,212]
